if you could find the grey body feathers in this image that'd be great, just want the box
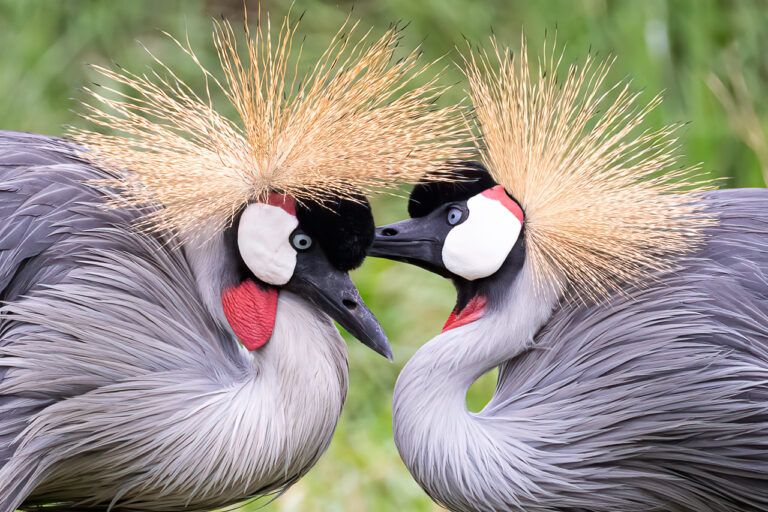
[0,131,348,511]
[394,188,768,512]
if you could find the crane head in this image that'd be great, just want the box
[223,193,391,359]
[369,162,526,331]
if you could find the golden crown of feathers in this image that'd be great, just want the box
[463,38,715,302]
[70,13,471,235]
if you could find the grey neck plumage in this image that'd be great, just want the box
[0,215,349,512]
[391,261,560,512]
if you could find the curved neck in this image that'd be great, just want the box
[398,262,558,402]
[201,292,348,501]
[244,292,348,494]
[256,292,348,411]
[392,262,560,504]
[182,229,349,464]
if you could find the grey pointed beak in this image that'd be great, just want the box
[286,258,392,360]
[369,218,450,277]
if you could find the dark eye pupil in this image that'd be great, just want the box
[292,234,312,250]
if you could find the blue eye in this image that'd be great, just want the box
[447,207,464,226]
[291,233,313,251]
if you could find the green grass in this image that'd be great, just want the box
[2,0,767,510]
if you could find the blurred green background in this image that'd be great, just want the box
[1,0,767,510]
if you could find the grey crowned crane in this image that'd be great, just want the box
[0,15,467,512]
[370,41,768,512]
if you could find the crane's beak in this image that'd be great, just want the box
[286,254,392,360]
[369,218,450,278]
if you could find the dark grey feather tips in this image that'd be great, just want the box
[0,131,241,511]
[489,188,768,511]
[0,131,115,300]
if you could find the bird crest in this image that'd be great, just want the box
[462,37,716,302]
[69,11,471,237]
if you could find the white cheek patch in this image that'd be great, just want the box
[238,203,299,286]
[442,193,522,280]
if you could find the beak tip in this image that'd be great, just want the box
[372,334,393,361]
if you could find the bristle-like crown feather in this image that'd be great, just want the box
[463,38,715,302]
[69,12,471,236]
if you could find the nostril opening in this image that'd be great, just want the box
[381,228,398,237]
[342,299,357,310]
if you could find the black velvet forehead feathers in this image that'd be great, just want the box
[296,194,374,272]
[408,161,498,218]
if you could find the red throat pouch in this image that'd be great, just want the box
[442,295,487,332]
[222,279,278,350]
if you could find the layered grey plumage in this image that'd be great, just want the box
[0,131,348,511]
[392,189,768,512]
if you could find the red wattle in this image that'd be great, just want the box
[442,295,487,332]
[222,279,278,350]
[482,186,524,223]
